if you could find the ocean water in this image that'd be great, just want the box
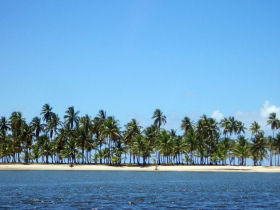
[0,171,279,209]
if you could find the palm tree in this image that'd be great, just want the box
[251,131,267,166]
[0,117,10,163]
[169,129,177,163]
[21,123,34,164]
[80,115,92,135]
[98,110,107,121]
[132,134,145,165]
[158,130,173,164]
[197,115,219,165]
[234,136,250,165]
[184,127,198,164]
[152,109,166,131]
[197,115,208,164]
[220,117,229,138]
[101,116,121,164]
[207,118,220,165]
[124,119,141,164]
[249,121,261,165]
[143,124,158,164]
[64,106,80,129]
[41,104,53,123]
[47,113,60,140]
[91,110,107,164]
[38,134,51,163]
[172,134,184,164]
[213,142,227,165]
[227,116,238,136]
[30,144,41,163]
[216,139,228,165]
[152,109,166,164]
[0,117,10,135]
[275,133,280,166]
[92,119,104,164]
[30,117,43,138]
[250,121,261,137]
[220,117,232,164]
[181,117,192,135]
[10,112,25,162]
[140,136,153,165]
[267,112,279,138]
[78,115,93,163]
[62,137,80,164]
[221,116,239,163]
[266,136,275,166]
[236,121,246,136]
[55,127,70,163]
[221,116,238,164]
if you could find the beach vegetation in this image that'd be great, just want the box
[0,105,279,166]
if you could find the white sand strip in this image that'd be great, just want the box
[0,164,280,172]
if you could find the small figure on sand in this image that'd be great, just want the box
[153,158,158,171]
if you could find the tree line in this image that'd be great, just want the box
[0,104,280,166]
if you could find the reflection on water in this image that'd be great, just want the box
[0,171,279,209]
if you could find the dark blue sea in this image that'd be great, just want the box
[0,171,279,209]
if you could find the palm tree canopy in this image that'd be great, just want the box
[220,117,229,136]
[41,104,53,123]
[10,112,25,135]
[184,127,198,153]
[124,119,141,141]
[30,117,44,138]
[234,135,250,160]
[236,121,246,135]
[228,116,238,135]
[102,116,121,142]
[1,103,280,166]
[181,117,192,135]
[152,109,166,130]
[47,113,61,139]
[97,110,106,121]
[250,121,261,136]
[80,115,92,135]
[158,130,173,157]
[0,116,10,134]
[64,106,80,129]
[267,112,279,131]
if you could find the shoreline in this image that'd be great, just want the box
[0,164,280,172]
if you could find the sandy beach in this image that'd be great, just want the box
[0,164,279,172]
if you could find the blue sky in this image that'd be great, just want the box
[1,0,280,132]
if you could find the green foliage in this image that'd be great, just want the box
[0,106,279,166]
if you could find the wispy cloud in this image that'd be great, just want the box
[127,101,280,135]
[235,101,279,134]
[210,101,280,135]
[211,110,224,121]
[260,100,280,118]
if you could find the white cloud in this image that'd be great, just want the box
[234,110,262,129]
[233,100,280,135]
[260,100,280,118]
[211,110,224,121]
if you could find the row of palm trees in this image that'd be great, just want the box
[0,104,280,166]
